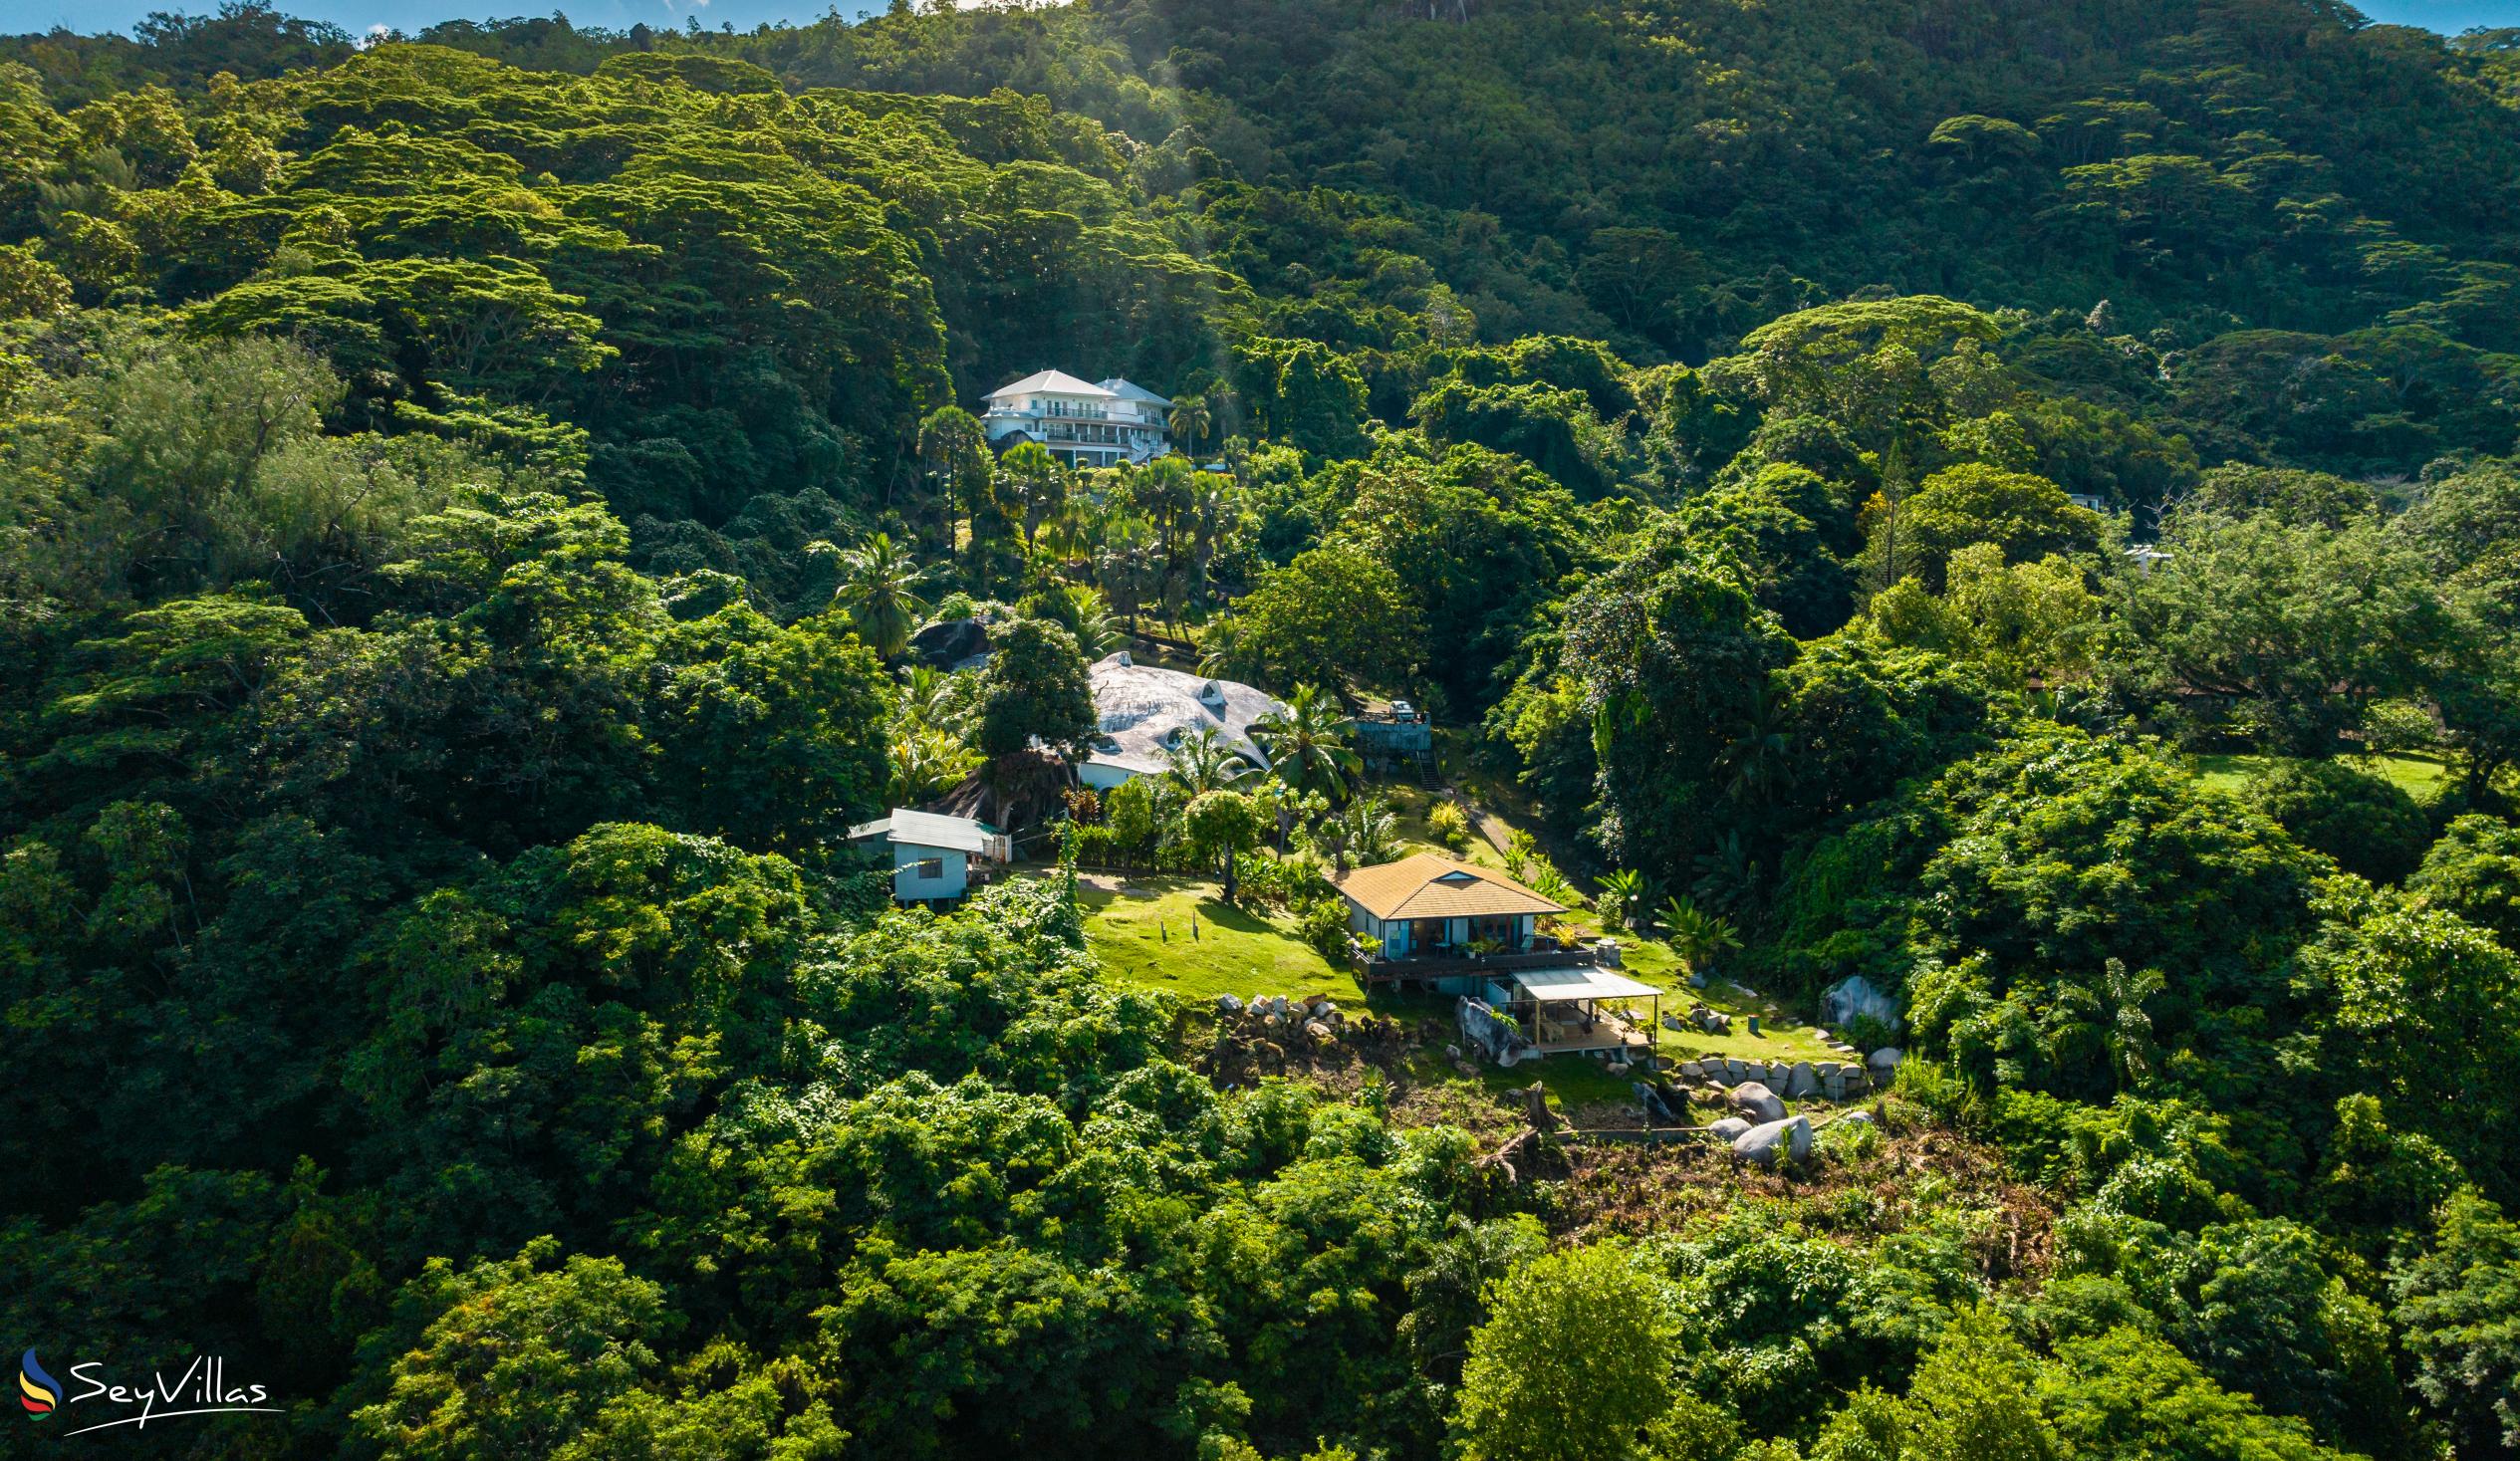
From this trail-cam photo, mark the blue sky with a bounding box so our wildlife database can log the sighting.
[0,0,2513,44]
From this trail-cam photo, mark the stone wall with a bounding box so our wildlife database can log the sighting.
[1670,1047,1901,1103]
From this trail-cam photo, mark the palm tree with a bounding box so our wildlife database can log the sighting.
[1058,584,1129,659]
[1187,478,1239,610]
[888,726,980,806]
[1656,894,1741,981]
[2053,956,2164,1091]
[1595,868,1648,932]
[1042,491,1099,568]
[1713,677,1795,808]
[819,533,930,658]
[1690,831,1762,912]
[1197,614,1250,679]
[1320,796,1401,871]
[1168,395,1212,458]
[1164,725,1255,796]
[1251,683,1361,801]
[898,663,951,722]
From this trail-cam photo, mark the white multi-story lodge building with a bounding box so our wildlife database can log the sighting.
[981,369,1173,469]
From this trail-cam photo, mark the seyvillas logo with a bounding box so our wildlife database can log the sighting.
[13,1351,279,1437]
[18,1351,60,1418]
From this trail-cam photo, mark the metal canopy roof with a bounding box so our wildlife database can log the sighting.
[1510,966,1664,1002]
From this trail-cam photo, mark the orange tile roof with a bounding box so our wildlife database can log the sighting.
[1334,852,1566,921]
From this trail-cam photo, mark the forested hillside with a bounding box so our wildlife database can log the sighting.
[5,0,2520,1456]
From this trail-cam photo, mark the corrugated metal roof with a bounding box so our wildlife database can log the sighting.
[1512,966,1662,1002]
[1334,853,1565,920]
[847,808,1001,854]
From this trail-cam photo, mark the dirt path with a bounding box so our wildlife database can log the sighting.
[1450,789,1516,856]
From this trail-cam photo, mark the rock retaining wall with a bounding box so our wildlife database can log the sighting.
[1670,1048,1901,1103]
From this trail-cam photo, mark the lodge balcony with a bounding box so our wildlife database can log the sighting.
[1351,939,1606,985]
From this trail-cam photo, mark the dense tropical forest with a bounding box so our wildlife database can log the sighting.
[5,0,2520,1454]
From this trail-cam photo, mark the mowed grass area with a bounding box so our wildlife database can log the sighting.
[1074,874,1364,1006]
[2190,750,2454,801]
[1386,777,1845,1066]
[1571,936,1841,1066]
[1067,780,1848,1114]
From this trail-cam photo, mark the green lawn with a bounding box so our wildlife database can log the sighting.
[2190,750,2454,801]
[1381,779,1844,1065]
[1074,874,1364,1005]
[1068,791,1844,1114]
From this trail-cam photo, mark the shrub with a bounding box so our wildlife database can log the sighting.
[1529,865,1583,909]
[2243,758,2431,883]
[1841,1012,1899,1052]
[2360,697,2440,754]
[1427,799,1474,853]
[1504,829,1537,881]
[1298,894,1351,961]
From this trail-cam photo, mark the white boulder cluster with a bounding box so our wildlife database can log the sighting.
[1643,1046,1903,1169]
[1217,993,1345,1043]
[1673,1047,1899,1105]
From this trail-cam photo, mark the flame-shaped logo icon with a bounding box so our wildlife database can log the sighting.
[19,1350,60,1418]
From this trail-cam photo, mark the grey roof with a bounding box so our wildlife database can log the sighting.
[1513,966,1663,1003]
[847,808,1002,854]
[1086,652,1284,778]
[1097,377,1172,407]
[988,369,1114,399]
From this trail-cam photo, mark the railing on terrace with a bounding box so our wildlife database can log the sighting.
[1353,943,1604,982]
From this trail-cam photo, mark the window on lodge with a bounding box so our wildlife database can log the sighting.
[911,857,943,879]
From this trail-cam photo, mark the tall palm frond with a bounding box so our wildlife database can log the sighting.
[1656,894,1741,978]
[1167,396,1212,457]
[1059,584,1125,657]
[1596,868,1648,932]
[1321,796,1402,870]
[1713,677,1796,807]
[1164,724,1255,796]
[1251,683,1361,801]
[817,532,930,658]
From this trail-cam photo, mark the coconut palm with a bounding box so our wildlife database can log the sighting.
[1197,614,1251,679]
[1656,894,1741,979]
[888,726,981,806]
[1164,724,1255,796]
[2049,957,2165,1092]
[1319,795,1402,870]
[1251,683,1361,801]
[819,532,930,658]
[1041,491,1099,568]
[897,663,952,722]
[1713,677,1795,807]
[1045,584,1124,657]
[1167,395,1212,458]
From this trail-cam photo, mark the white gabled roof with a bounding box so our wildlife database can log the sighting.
[1098,377,1172,406]
[990,369,1115,399]
[847,808,1002,854]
